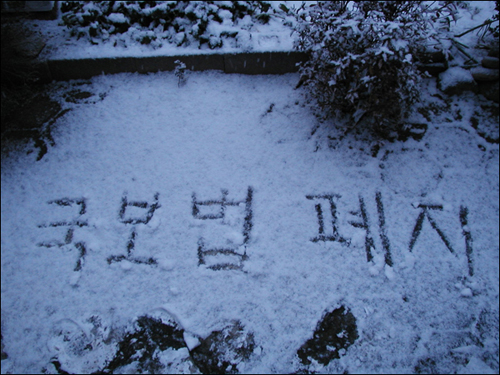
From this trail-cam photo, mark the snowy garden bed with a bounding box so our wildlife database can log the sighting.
[1,1,499,374]
[1,66,499,375]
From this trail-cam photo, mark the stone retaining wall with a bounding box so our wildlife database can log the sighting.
[41,48,498,103]
[6,23,498,104]
[435,47,499,103]
[41,51,309,81]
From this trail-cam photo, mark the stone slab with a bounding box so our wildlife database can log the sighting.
[438,66,478,95]
[471,66,500,81]
[482,56,500,69]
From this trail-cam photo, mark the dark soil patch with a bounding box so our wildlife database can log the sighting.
[1,332,7,360]
[3,93,61,134]
[1,91,70,161]
[1,15,66,160]
[470,104,499,144]
[297,306,358,367]
[100,315,186,374]
[414,357,438,374]
[190,321,256,374]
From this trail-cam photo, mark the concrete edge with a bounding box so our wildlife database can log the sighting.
[224,52,309,75]
[44,51,309,81]
[38,48,453,82]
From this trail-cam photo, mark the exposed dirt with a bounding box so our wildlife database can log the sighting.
[297,306,358,368]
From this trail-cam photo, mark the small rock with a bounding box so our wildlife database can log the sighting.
[471,66,499,82]
[119,260,133,271]
[438,67,478,95]
[482,56,499,69]
[460,288,473,297]
[183,332,200,351]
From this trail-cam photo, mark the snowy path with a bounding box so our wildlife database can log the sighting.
[1,71,498,374]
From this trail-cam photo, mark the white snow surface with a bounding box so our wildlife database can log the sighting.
[1,1,499,374]
[1,70,498,374]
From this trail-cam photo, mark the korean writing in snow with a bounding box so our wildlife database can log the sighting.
[37,188,474,277]
[192,187,253,270]
[37,198,89,272]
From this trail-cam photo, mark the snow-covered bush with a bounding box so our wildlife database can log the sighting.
[293,1,456,140]
[60,1,276,49]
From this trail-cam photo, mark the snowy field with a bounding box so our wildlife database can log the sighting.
[1,70,498,374]
[1,1,499,374]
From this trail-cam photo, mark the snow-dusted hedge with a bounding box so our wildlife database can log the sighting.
[60,1,276,49]
[293,1,459,140]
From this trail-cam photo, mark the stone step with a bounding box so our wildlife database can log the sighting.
[471,66,500,81]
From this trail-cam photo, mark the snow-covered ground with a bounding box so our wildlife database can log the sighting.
[2,69,498,374]
[1,1,499,374]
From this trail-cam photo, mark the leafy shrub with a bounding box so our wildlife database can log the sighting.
[60,1,277,49]
[293,1,457,140]
[491,1,500,38]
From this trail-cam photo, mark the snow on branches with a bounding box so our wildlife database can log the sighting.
[293,1,456,140]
